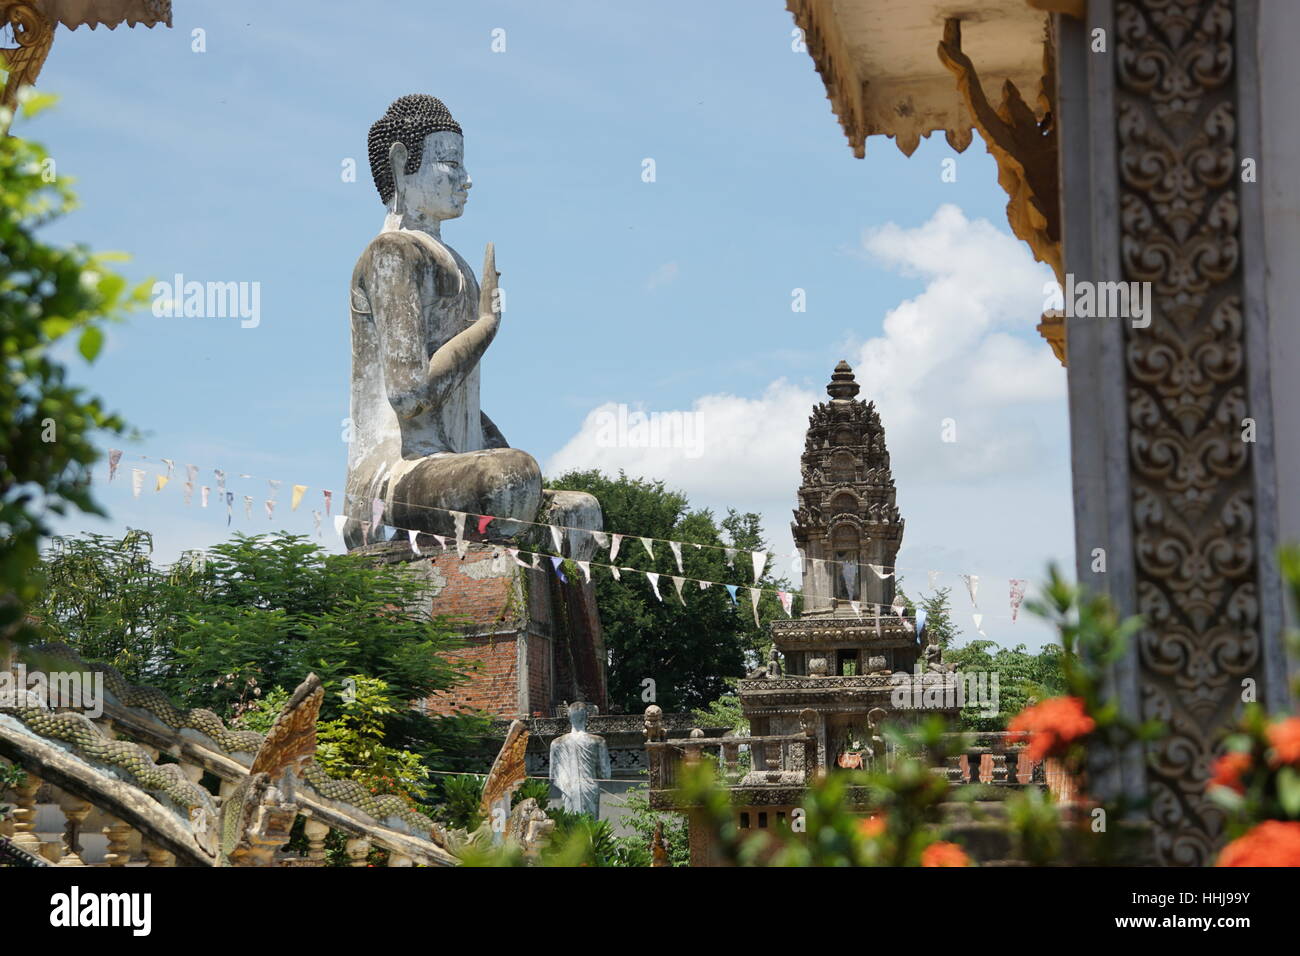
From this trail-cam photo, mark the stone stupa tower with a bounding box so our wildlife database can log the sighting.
[792,360,904,617]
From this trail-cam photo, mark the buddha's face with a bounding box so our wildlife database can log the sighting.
[394,130,471,221]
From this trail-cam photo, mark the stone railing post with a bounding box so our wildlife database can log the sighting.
[142,840,175,867]
[57,795,92,859]
[303,818,330,864]
[344,836,371,867]
[10,772,42,853]
[103,819,134,866]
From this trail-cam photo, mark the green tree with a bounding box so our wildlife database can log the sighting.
[545,469,792,713]
[31,531,488,769]
[0,85,147,649]
[896,583,1064,731]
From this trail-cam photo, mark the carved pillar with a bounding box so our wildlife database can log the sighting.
[1058,0,1291,865]
[303,818,330,864]
[57,794,92,860]
[9,772,41,852]
[103,819,134,866]
[142,841,175,867]
[344,836,371,867]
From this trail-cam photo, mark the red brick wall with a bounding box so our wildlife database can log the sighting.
[413,544,605,718]
[423,634,521,717]
[426,549,523,631]
[527,632,551,716]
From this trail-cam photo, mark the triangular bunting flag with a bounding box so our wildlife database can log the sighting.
[850,599,862,619]
[577,560,591,583]
[671,575,686,605]
[610,534,623,561]
[410,532,422,556]
[609,565,621,581]
[312,510,322,537]
[724,584,738,606]
[108,448,123,481]
[333,515,347,537]
[749,587,762,627]
[225,492,234,526]
[200,486,210,508]
[478,514,493,536]
[751,551,767,584]
[724,548,736,568]
[322,489,332,516]
[640,537,655,561]
[550,556,567,583]
[550,524,564,554]
[1009,579,1028,622]
[592,530,609,551]
[291,484,307,511]
[645,571,662,602]
[131,469,144,497]
[778,590,793,617]
[155,474,169,492]
[669,540,683,573]
[962,574,980,607]
[243,495,253,520]
[183,481,194,506]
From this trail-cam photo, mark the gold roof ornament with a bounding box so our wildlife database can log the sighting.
[2,0,172,133]
[787,0,1072,365]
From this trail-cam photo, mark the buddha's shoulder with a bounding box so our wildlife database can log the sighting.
[352,230,464,294]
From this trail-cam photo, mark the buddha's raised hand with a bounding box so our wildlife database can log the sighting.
[479,242,500,322]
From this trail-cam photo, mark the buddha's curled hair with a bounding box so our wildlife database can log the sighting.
[367,94,463,206]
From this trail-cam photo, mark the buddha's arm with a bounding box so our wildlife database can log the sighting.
[369,234,436,420]
[425,243,500,402]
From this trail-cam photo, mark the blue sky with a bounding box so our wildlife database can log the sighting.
[33,0,1073,648]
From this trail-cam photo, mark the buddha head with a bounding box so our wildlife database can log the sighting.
[567,700,590,733]
[367,94,471,222]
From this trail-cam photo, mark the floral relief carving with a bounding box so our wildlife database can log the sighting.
[1117,0,1257,866]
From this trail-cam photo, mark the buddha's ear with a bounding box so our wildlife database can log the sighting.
[388,140,410,191]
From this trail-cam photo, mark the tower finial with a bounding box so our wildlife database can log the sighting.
[827,360,860,400]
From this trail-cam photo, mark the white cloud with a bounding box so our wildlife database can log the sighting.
[546,205,1074,648]
[645,261,680,291]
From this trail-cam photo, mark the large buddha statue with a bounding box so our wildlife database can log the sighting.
[344,95,598,551]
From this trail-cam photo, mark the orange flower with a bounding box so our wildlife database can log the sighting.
[921,842,970,867]
[1208,752,1252,794]
[1217,821,1300,867]
[1007,697,1095,762]
[1267,717,1300,767]
[858,815,886,839]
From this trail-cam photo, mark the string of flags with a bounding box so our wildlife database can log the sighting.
[100,448,1036,627]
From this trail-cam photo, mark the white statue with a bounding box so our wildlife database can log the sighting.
[344,94,601,551]
[549,701,611,819]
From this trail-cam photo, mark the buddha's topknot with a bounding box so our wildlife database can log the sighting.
[367,94,463,206]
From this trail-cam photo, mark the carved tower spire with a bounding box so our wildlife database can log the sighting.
[791,361,903,616]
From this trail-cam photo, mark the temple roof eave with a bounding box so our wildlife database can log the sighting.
[786,0,1048,158]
